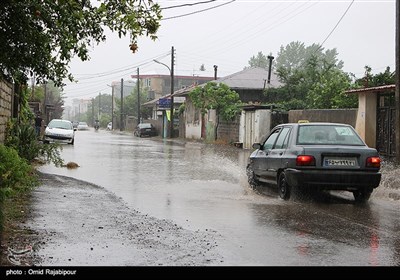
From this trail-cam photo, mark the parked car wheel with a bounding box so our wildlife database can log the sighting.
[353,188,372,203]
[246,164,260,189]
[278,172,291,200]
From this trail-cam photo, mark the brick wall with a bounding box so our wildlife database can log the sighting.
[216,114,240,144]
[0,79,12,144]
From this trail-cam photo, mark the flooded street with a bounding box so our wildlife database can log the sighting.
[38,129,400,266]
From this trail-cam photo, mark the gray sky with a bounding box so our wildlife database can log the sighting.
[63,0,396,106]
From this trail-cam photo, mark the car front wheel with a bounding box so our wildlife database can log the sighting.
[246,164,259,189]
[278,171,291,200]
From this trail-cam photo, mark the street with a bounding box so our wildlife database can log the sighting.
[37,129,400,266]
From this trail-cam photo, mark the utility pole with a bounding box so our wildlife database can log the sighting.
[213,65,218,80]
[267,55,274,84]
[137,68,140,124]
[92,98,94,124]
[43,83,47,123]
[170,46,175,138]
[120,78,124,131]
[111,84,114,130]
[395,0,400,163]
[98,92,101,121]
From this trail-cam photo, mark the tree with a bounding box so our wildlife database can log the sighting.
[86,94,113,127]
[43,82,65,119]
[123,82,152,121]
[0,0,162,86]
[266,41,353,110]
[247,51,270,69]
[189,82,241,140]
[354,66,395,88]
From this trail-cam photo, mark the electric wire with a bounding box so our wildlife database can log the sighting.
[161,0,236,20]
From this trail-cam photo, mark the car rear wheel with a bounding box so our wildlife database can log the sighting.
[353,188,372,203]
[246,164,259,189]
[278,171,291,200]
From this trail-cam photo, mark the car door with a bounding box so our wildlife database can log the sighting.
[265,126,292,182]
[252,127,282,183]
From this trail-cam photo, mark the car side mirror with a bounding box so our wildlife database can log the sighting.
[252,143,261,149]
[74,128,77,131]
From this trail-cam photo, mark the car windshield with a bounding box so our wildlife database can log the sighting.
[48,120,72,130]
[297,125,365,145]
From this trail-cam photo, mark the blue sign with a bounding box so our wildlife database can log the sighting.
[159,98,171,109]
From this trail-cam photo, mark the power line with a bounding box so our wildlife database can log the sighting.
[161,0,217,10]
[161,0,236,20]
[319,0,355,48]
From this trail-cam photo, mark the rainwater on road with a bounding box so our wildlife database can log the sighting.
[39,129,400,266]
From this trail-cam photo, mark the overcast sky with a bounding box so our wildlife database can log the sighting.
[62,0,396,106]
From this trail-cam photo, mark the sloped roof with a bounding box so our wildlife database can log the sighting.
[345,84,395,94]
[172,67,281,97]
[215,67,281,89]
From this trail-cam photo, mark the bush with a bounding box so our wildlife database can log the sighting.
[0,145,38,199]
[5,119,64,167]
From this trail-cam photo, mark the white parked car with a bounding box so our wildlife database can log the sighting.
[43,119,75,145]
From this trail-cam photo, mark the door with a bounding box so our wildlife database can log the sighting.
[376,93,395,157]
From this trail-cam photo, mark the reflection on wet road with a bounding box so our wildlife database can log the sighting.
[39,130,400,266]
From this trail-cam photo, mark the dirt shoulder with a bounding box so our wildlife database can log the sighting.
[1,172,222,266]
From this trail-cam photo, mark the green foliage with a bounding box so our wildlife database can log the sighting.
[0,145,38,198]
[5,119,64,167]
[267,41,354,109]
[354,66,395,88]
[123,85,152,120]
[5,119,40,162]
[178,103,186,115]
[189,82,242,121]
[86,94,113,126]
[0,0,162,87]
[247,51,271,69]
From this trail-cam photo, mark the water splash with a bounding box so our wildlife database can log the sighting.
[373,159,400,201]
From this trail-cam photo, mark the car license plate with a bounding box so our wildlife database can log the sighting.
[324,157,357,167]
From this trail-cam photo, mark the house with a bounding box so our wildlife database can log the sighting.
[346,84,396,157]
[140,73,214,138]
[137,73,214,101]
[174,67,283,144]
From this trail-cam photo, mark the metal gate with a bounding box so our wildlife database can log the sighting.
[376,93,396,157]
[243,111,255,149]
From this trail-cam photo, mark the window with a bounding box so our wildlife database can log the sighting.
[273,127,291,149]
[297,125,364,145]
[263,128,281,150]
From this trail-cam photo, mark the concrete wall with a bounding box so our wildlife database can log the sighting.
[184,97,202,139]
[355,93,377,148]
[0,79,12,144]
[289,109,357,127]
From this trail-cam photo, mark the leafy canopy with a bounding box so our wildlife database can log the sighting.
[0,0,162,86]
[189,82,242,121]
[265,41,355,110]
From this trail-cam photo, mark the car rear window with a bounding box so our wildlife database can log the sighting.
[139,123,152,128]
[297,125,364,145]
[49,120,72,130]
